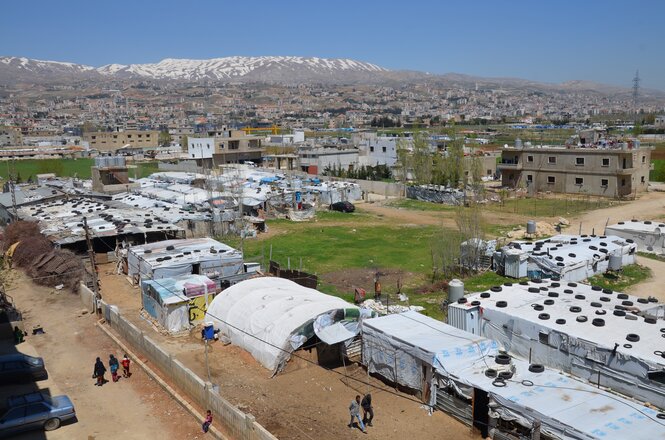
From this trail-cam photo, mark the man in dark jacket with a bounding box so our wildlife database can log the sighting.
[361,394,373,426]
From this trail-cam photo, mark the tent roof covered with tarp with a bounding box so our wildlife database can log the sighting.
[205,277,358,373]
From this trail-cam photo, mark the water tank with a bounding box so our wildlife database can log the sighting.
[526,220,537,235]
[448,279,465,303]
[608,254,623,271]
[514,138,523,149]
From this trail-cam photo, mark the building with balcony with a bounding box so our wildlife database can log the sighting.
[498,140,652,197]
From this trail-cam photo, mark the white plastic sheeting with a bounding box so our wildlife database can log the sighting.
[497,234,636,281]
[361,311,495,391]
[205,277,358,373]
[606,220,665,255]
[448,280,665,410]
[364,312,665,440]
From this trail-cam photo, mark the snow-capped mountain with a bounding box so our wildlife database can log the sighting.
[97,56,388,81]
[0,55,391,84]
[0,56,99,83]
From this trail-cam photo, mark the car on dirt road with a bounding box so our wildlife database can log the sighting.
[330,201,355,213]
[0,392,75,437]
[0,354,47,384]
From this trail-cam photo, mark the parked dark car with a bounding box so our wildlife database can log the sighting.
[330,201,355,213]
[0,392,75,436]
[0,354,47,384]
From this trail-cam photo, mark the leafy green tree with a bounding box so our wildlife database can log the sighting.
[159,131,172,147]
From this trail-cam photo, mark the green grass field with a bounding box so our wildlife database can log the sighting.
[586,264,652,291]
[0,159,160,181]
[650,159,665,182]
[387,198,456,212]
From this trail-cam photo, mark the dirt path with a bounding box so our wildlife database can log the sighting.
[626,255,665,302]
[7,272,205,440]
[358,202,456,227]
[571,191,665,235]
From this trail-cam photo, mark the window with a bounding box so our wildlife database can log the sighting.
[526,174,533,182]
[2,407,25,421]
[369,146,374,152]
[527,155,534,163]
[641,176,646,183]
[539,331,549,345]
[601,179,609,187]
[25,403,48,417]
[642,156,646,163]
[602,158,610,167]
[547,176,555,184]
[621,178,626,186]
[382,147,386,153]
[548,156,556,164]
[575,157,585,166]
[575,177,583,185]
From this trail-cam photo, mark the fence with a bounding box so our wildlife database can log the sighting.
[81,284,277,440]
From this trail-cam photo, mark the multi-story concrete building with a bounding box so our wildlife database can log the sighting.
[0,126,23,147]
[498,140,652,197]
[83,130,160,152]
[207,129,264,165]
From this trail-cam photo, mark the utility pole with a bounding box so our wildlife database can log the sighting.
[83,217,101,313]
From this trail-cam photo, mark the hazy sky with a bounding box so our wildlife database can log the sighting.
[2,0,663,89]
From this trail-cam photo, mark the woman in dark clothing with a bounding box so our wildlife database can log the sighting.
[93,357,107,386]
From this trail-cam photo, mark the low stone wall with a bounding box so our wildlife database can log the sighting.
[85,284,277,440]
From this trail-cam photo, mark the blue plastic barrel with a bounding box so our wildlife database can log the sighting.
[203,322,214,340]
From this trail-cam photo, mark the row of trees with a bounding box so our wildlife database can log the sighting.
[322,163,392,181]
[394,132,485,189]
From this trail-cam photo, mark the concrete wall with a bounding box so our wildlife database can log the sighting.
[85,284,276,440]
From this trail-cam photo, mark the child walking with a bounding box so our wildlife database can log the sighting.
[121,354,131,378]
[109,354,120,382]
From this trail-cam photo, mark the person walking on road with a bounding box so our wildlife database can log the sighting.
[202,410,213,433]
[121,354,131,378]
[109,354,120,382]
[361,393,374,427]
[93,357,107,386]
[348,395,367,433]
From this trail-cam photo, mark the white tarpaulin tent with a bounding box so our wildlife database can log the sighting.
[361,311,495,391]
[205,277,359,373]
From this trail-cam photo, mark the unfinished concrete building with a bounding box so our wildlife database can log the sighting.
[498,139,652,197]
[91,156,139,194]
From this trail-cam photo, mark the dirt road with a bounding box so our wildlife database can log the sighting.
[627,255,665,302]
[571,191,665,235]
[7,272,205,440]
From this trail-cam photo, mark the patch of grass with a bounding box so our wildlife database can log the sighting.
[240,223,439,276]
[486,197,614,218]
[650,159,665,182]
[386,198,456,212]
[0,159,160,181]
[586,264,652,291]
[637,251,665,262]
[462,271,520,293]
